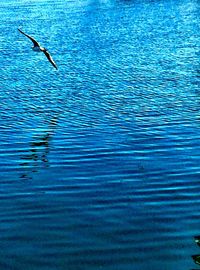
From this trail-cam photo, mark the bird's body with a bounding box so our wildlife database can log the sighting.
[18,28,58,69]
[32,46,42,52]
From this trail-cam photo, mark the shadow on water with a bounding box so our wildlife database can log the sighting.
[19,115,58,180]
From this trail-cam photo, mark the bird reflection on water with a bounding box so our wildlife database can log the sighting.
[19,116,58,180]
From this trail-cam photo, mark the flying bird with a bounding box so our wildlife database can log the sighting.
[18,28,58,70]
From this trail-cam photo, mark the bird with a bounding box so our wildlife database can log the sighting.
[18,28,58,70]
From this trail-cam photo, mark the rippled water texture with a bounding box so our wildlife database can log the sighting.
[0,0,200,269]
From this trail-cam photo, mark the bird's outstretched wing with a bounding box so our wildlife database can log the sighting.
[42,48,58,69]
[18,28,40,47]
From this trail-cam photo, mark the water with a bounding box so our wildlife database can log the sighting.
[0,0,200,269]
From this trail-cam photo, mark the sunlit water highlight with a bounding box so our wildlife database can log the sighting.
[0,0,200,269]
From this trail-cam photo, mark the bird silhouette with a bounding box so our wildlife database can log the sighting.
[18,28,58,69]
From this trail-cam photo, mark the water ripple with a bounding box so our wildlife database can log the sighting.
[0,0,200,269]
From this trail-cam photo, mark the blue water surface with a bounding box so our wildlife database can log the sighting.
[0,0,200,269]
